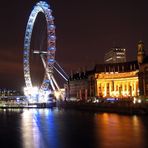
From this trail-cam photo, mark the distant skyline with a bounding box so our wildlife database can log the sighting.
[0,0,148,90]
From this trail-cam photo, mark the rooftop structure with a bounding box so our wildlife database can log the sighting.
[104,47,126,63]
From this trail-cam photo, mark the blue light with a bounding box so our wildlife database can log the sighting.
[24,59,28,63]
[106,98,118,101]
[44,79,50,83]
[49,35,56,41]
[24,50,28,54]
[48,15,54,21]
[37,1,49,8]
[47,9,52,14]
[48,24,55,31]
[48,46,56,51]
[48,59,55,63]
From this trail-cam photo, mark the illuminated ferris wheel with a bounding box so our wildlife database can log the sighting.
[23,1,67,102]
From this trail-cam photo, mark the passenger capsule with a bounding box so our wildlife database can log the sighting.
[24,50,28,54]
[48,46,56,51]
[49,35,56,41]
[48,25,55,31]
[48,59,55,63]
[24,59,28,63]
[44,79,50,83]
[48,15,54,21]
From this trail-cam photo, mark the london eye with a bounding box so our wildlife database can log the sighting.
[23,1,67,103]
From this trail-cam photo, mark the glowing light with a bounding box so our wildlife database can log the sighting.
[16,97,20,100]
[137,99,141,103]
[93,99,99,103]
[38,90,51,103]
[24,87,39,96]
[54,91,60,99]
[24,86,39,103]
[106,98,117,101]
[133,97,137,104]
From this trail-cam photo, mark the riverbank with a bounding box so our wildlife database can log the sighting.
[0,102,56,109]
[1,101,148,115]
[58,101,148,115]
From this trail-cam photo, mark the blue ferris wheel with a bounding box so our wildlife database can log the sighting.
[23,1,68,102]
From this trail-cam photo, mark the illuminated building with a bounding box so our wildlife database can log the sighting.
[0,89,21,97]
[94,61,139,98]
[68,41,148,100]
[104,47,126,63]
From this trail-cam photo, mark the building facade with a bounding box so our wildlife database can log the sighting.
[104,47,126,63]
[94,61,139,98]
[68,71,91,100]
[68,41,148,100]
[137,41,148,97]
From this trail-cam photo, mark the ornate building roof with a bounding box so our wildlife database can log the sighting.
[94,60,139,73]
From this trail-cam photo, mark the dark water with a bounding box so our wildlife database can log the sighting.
[0,108,148,148]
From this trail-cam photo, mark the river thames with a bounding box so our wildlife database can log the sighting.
[0,108,148,148]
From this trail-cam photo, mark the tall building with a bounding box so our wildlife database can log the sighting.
[104,47,126,63]
[137,40,145,64]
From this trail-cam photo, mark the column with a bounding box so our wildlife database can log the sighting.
[96,81,99,97]
[109,81,112,97]
[114,81,116,97]
[134,81,137,96]
[136,81,138,96]
[127,82,129,96]
[122,82,125,96]
[79,89,82,100]
[85,89,88,100]
[104,82,107,97]
[100,82,103,97]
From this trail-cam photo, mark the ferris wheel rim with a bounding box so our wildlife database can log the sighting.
[23,1,56,90]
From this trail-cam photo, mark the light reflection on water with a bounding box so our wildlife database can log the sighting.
[21,109,41,148]
[0,109,148,148]
[94,113,147,148]
[21,109,60,148]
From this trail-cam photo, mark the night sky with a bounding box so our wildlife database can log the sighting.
[0,0,148,90]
